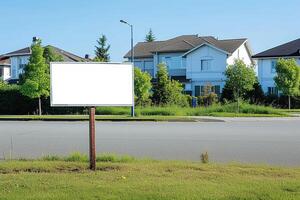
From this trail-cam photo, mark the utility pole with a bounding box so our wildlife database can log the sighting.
[120,19,135,117]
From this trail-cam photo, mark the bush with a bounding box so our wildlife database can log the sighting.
[96,107,130,115]
[201,152,209,164]
[64,152,88,162]
[0,83,85,115]
[96,153,135,163]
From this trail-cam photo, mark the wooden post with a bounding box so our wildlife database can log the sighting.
[89,107,96,170]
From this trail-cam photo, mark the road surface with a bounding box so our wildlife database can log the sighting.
[0,119,299,166]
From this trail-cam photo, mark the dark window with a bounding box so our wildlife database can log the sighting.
[213,85,221,95]
[268,87,278,95]
[195,86,200,96]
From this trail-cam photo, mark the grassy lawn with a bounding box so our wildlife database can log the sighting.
[0,159,300,200]
[0,103,293,121]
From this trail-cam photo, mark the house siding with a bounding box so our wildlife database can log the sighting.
[227,43,252,66]
[186,45,227,95]
[134,58,154,77]
[10,55,30,79]
[257,57,300,94]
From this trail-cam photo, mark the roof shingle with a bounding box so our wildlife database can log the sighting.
[252,38,300,58]
[124,35,247,58]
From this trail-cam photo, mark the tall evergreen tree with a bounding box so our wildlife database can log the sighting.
[94,35,110,62]
[20,39,49,115]
[152,63,188,106]
[145,29,156,42]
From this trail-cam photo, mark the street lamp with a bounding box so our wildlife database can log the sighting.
[120,19,135,117]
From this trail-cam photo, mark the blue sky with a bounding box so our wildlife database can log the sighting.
[1,0,299,61]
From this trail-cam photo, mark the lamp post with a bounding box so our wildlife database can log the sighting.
[120,19,135,117]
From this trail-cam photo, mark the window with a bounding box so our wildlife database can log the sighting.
[195,85,221,96]
[165,57,172,68]
[268,87,278,96]
[271,60,277,73]
[201,60,212,71]
[18,64,26,75]
[0,68,3,77]
[212,85,221,95]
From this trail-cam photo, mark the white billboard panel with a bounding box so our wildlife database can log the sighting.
[50,63,133,107]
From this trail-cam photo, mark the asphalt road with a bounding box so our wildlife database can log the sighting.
[0,119,300,166]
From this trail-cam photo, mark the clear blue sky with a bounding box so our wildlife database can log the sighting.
[1,0,299,61]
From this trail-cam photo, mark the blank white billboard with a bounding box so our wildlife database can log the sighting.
[50,62,133,107]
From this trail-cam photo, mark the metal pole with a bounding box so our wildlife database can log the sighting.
[130,25,135,117]
[89,107,96,170]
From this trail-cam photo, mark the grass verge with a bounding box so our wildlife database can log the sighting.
[0,159,299,200]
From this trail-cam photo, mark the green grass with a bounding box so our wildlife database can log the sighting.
[96,103,288,117]
[0,103,290,121]
[41,152,136,163]
[0,159,300,200]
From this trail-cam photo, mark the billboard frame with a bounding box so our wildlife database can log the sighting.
[50,62,134,107]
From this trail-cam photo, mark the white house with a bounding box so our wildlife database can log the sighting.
[0,57,11,81]
[0,42,86,83]
[252,38,300,95]
[124,35,253,96]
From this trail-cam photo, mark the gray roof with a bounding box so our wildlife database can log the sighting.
[253,38,300,58]
[0,58,10,66]
[0,45,85,62]
[46,45,85,62]
[1,47,31,57]
[124,35,247,58]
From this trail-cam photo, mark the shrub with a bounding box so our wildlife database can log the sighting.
[64,152,88,162]
[152,63,189,107]
[201,152,209,164]
[96,153,135,163]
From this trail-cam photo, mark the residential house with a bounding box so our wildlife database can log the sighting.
[252,38,300,95]
[0,43,86,83]
[0,57,10,81]
[124,35,253,96]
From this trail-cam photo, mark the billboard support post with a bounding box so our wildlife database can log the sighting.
[89,107,96,170]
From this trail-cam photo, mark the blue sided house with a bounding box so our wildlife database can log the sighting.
[124,35,253,96]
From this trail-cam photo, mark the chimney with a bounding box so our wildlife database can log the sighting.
[32,36,39,42]
[85,54,90,59]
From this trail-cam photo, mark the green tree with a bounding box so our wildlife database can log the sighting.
[225,59,256,112]
[94,35,110,62]
[152,63,188,106]
[20,39,49,115]
[274,58,300,109]
[43,46,64,65]
[134,68,152,106]
[145,28,156,42]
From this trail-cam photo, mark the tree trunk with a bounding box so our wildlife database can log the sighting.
[236,89,240,113]
[38,97,42,116]
[288,95,291,110]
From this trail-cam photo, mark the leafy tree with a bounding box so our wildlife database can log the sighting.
[225,59,256,112]
[222,78,265,105]
[152,63,188,106]
[244,79,265,104]
[94,35,110,62]
[274,58,300,109]
[134,67,152,106]
[43,46,64,65]
[145,28,156,42]
[20,39,49,115]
